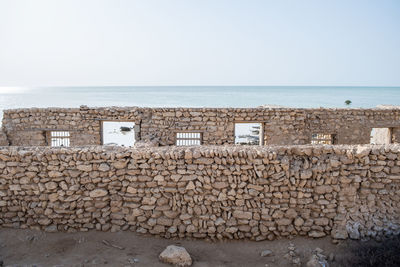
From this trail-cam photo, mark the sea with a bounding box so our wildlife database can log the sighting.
[0,86,399,123]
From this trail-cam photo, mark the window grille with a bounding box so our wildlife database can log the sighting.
[311,133,334,144]
[176,132,201,146]
[50,131,70,147]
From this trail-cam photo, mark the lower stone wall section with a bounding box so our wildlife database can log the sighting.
[0,145,399,241]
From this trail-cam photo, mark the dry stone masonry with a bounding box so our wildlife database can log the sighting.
[0,131,8,146]
[0,144,399,241]
[1,106,400,146]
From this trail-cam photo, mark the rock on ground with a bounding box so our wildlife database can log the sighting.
[260,249,273,257]
[346,222,361,240]
[306,247,329,267]
[284,243,301,266]
[159,245,192,266]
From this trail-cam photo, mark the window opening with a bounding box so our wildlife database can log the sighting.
[370,128,391,144]
[311,133,334,144]
[50,131,70,147]
[234,123,262,145]
[102,121,135,146]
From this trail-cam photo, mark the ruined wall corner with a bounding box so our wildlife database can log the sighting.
[0,129,10,146]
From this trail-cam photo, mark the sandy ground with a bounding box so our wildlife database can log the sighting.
[0,228,356,267]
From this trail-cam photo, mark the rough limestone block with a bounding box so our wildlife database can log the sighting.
[159,245,192,266]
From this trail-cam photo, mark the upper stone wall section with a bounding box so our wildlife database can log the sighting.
[2,106,400,146]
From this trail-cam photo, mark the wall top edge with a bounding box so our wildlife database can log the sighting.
[3,106,400,113]
[0,144,399,154]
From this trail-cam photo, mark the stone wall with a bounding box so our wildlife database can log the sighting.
[392,127,400,143]
[0,131,9,146]
[2,107,400,146]
[0,144,399,241]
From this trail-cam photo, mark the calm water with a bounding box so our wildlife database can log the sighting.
[0,86,399,122]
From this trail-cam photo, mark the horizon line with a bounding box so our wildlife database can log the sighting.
[1,85,400,89]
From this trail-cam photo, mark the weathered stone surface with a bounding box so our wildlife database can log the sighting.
[159,245,192,266]
[185,181,195,190]
[48,171,63,178]
[0,144,398,241]
[294,217,304,227]
[126,186,137,194]
[232,210,252,220]
[370,166,384,172]
[170,174,182,182]
[355,146,371,158]
[346,222,360,240]
[277,218,292,226]
[89,189,108,198]
[315,218,329,226]
[314,185,332,194]
[301,170,313,179]
[77,165,92,172]
[98,163,110,172]
[331,226,348,240]
[38,218,51,226]
[9,185,21,191]
[154,175,164,182]
[285,209,298,219]
[113,161,127,169]
[48,193,59,202]
[308,231,326,238]
[45,182,58,190]
[213,182,229,189]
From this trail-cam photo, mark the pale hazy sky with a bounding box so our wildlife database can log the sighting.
[0,0,399,86]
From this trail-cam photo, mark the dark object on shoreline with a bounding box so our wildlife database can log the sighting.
[120,126,132,132]
[345,100,352,106]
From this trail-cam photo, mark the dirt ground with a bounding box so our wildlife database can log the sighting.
[0,228,358,267]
